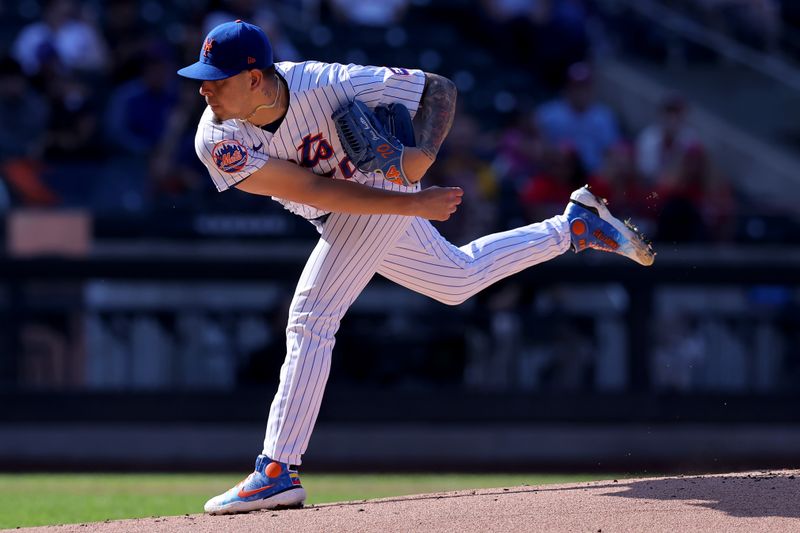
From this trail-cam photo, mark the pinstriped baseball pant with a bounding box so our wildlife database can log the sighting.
[263,204,571,465]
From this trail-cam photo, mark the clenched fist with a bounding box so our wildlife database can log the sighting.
[413,186,463,221]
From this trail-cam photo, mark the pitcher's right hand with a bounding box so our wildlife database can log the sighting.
[414,186,463,221]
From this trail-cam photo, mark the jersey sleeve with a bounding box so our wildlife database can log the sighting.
[343,64,427,118]
[194,111,270,192]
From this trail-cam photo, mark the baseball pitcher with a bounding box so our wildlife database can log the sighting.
[178,20,654,515]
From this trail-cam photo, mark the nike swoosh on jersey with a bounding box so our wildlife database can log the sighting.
[237,484,275,498]
[252,142,264,151]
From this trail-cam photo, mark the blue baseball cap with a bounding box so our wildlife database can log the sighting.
[177,20,273,81]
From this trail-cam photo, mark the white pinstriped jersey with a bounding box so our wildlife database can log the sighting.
[186,57,577,473]
[194,61,426,220]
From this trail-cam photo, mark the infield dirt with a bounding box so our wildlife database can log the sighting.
[8,470,800,533]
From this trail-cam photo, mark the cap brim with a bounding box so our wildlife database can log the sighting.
[177,61,240,80]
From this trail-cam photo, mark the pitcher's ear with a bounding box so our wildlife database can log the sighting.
[249,69,261,88]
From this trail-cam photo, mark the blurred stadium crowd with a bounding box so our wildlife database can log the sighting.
[4,0,800,397]
[0,0,794,244]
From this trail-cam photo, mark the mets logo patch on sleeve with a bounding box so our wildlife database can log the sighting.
[212,139,248,173]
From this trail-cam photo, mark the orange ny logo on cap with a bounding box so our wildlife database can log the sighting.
[247,56,256,64]
[203,38,215,58]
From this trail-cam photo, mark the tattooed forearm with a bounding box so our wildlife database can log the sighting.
[414,72,457,161]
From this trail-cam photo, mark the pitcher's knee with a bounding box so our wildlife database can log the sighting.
[286,316,339,342]
[436,293,470,306]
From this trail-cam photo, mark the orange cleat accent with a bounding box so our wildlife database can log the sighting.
[237,484,275,498]
[265,461,283,478]
[570,219,587,236]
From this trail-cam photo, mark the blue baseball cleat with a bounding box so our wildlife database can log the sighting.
[564,186,655,266]
[204,455,306,515]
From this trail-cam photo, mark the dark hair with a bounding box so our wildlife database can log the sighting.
[260,66,276,78]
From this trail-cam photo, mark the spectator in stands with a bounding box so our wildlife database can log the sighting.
[102,0,156,84]
[428,111,498,241]
[204,0,301,61]
[535,62,621,174]
[477,0,547,68]
[327,0,410,27]
[177,19,207,75]
[102,45,181,212]
[533,0,591,87]
[519,143,586,222]
[590,142,655,228]
[203,0,270,32]
[0,57,57,207]
[471,1,588,85]
[42,71,98,162]
[491,114,545,229]
[520,140,655,231]
[105,45,179,156]
[636,94,697,185]
[655,142,737,242]
[12,0,109,76]
[494,113,545,184]
[37,58,102,208]
[149,82,211,210]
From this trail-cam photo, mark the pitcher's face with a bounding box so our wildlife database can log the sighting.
[199,71,251,121]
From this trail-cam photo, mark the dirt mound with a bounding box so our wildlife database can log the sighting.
[10,470,800,533]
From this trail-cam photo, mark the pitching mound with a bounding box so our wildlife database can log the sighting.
[11,470,800,533]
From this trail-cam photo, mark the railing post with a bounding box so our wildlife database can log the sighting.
[626,278,653,393]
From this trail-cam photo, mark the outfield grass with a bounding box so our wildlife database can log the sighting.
[0,472,626,528]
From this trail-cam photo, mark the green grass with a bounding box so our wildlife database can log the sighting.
[0,472,625,528]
